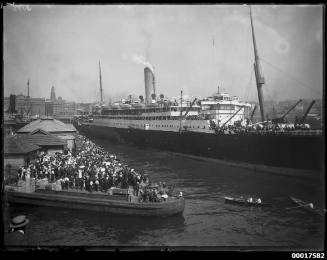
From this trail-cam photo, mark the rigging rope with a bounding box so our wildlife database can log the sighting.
[243,68,254,102]
[260,57,321,97]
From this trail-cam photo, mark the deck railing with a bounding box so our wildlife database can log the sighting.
[218,129,323,136]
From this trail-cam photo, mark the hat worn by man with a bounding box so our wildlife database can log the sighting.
[10,215,30,229]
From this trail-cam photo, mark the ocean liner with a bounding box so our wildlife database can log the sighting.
[74,8,323,171]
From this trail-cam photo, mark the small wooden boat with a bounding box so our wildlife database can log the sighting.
[289,196,324,216]
[5,188,185,217]
[224,196,271,207]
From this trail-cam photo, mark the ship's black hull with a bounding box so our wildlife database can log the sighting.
[75,123,324,171]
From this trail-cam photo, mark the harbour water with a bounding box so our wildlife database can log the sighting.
[6,137,325,249]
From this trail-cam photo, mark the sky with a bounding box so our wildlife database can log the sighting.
[3,4,323,103]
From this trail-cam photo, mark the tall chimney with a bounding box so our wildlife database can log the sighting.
[144,67,154,104]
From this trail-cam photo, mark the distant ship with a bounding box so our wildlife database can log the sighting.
[75,7,323,171]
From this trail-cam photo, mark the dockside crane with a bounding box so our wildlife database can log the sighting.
[179,98,198,132]
[220,105,245,129]
[271,99,302,124]
[247,105,257,125]
[296,100,315,125]
[183,98,197,119]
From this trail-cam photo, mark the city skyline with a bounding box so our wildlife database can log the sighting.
[4,4,323,103]
[4,85,323,105]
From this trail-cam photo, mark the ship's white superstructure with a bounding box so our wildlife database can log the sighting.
[201,92,252,127]
[87,89,250,134]
[95,98,211,133]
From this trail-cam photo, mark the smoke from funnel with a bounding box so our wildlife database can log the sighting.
[132,55,154,73]
[132,54,156,103]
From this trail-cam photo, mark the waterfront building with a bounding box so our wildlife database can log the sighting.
[4,93,105,120]
[4,135,40,171]
[3,88,80,118]
[21,129,66,155]
[16,117,77,151]
[15,94,31,116]
[3,96,9,112]
[29,98,47,116]
[52,97,78,117]
[76,103,94,114]
[4,95,48,116]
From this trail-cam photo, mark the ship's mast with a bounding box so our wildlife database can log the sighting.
[250,6,265,122]
[217,85,220,126]
[99,60,103,104]
[25,79,32,116]
[27,79,30,98]
[179,90,183,132]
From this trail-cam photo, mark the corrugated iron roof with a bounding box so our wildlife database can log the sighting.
[4,135,40,155]
[17,118,76,133]
[21,129,66,147]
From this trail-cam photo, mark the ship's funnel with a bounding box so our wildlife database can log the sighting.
[144,67,156,104]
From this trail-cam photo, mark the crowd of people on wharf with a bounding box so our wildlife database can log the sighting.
[11,135,175,203]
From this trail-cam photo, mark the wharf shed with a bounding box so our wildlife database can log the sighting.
[4,135,40,171]
[20,129,66,155]
[16,117,77,151]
